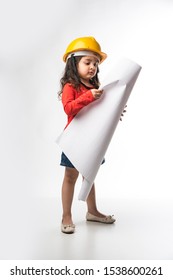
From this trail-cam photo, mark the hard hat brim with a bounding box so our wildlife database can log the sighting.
[63,48,107,64]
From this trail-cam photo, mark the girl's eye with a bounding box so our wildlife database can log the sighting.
[84,61,98,67]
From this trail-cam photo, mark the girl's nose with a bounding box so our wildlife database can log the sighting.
[90,63,96,69]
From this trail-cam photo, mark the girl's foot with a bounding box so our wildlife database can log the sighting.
[87,210,110,218]
[86,212,115,224]
[61,215,75,234]
[61,223,75,234]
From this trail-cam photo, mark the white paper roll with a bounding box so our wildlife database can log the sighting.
[57,59,142,201]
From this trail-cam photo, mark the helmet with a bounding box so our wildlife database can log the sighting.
[63,36,107,64]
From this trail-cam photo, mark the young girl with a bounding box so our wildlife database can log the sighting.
[59,36,116,234]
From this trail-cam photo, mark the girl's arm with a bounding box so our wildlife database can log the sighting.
[62,84,97,116]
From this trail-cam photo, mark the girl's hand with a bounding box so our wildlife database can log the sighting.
[120,105,127,121]
[91,89,104,99]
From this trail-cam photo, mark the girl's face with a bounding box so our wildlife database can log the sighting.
[77,56,99,83]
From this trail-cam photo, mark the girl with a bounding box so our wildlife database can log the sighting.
[59,37,116,234]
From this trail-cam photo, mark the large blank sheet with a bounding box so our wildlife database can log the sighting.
[57,59,142,201]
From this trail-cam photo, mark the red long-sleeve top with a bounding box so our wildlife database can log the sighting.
[62,83,96,128]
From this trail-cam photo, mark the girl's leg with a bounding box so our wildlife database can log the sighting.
[62,167,79,225]
[86,183,107,218]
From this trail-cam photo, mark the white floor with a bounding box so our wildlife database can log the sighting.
[1,197,173,260]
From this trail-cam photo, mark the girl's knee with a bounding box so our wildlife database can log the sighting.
[64,167,79,184]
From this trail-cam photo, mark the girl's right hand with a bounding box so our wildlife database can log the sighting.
[91,89,104,99]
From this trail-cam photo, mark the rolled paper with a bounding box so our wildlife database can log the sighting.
[57,59,142,201]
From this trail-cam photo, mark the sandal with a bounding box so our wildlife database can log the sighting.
[61,223,75,234]
[86,212,115,224]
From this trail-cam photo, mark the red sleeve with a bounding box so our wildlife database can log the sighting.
[62,83,96,116]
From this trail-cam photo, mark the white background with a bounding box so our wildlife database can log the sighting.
[0,0,173,260]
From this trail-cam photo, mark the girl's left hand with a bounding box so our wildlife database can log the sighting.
[120,105,127,121]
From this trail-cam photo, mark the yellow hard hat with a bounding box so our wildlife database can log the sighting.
[63,36,107,64]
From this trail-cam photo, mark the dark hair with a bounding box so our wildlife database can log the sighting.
[58,55,100,98]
